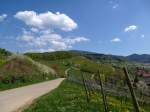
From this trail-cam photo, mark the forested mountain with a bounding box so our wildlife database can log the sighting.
[127,54,150,63]
[71,50,150,64]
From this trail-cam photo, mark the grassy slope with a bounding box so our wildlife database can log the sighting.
[0,77,55,91]
[25,51,77,77]
[0,59,5,65]
[24,80,150,112]
[24,51,150,111]
[36,59,70,77]
[0,55,55,91]
[26,51,117,79]
[0,48,11,65]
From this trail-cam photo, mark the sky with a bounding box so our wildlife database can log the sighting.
[0,0,150,55]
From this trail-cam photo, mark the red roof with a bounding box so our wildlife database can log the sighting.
[137,68,150,77]
[143,73,150,77]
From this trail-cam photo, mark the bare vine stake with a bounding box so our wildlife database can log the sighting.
[123,67,140,112]
[81,73,90,103]
[86,81,92,97]
[88,80,96,96]
[98,71,108,112]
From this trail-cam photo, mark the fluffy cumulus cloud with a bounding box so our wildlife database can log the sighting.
[111,37,121,42]
[0,14,7,22]
[124,25,137,32]
[15,11,89,52]
[14,11,77,31]
[18,29,89,52]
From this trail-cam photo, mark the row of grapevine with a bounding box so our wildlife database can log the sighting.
[67,66,149,111]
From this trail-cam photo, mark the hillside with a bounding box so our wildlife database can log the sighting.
[70,50,127,65]
[26,51,118,78]
[0,55,55,90]
[0,48,11,65]
[71,50,150,65]
[23,80,136,112]
[0,49,149,111]
[25,51,78,61]
[23,50,150,112]
[26,50,150,89]
[25,50,150,66]
[127,54,150,63]
[0,48,11,56]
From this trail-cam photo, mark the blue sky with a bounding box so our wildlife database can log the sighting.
[0,0,150,55]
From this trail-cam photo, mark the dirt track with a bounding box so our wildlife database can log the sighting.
[0,78,65,112]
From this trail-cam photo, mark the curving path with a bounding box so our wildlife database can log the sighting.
[0,78,65,112]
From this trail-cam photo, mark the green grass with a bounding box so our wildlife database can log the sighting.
[24,80,101,112]
[37,59,70,77]
[0,59,6,65]
[0,73,55,91]
[34,55,118,79]
[0,55,56,91]
[23,80,149,112]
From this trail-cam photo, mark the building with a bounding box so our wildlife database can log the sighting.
[137,67,150,86]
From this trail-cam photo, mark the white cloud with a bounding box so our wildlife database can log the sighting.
[111,38,121,42]
[18,29,89,52]
[64,37,89,44]
[124,25,137,32]
[15,11,89,52]
[15,11,77,31]
[30,28,39,33]
[0,14,7,22]
[141,34,145,38]
[112,4,119,9]
[108,0,119,9]
[25,48,55,53]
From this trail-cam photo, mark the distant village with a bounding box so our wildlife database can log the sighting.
[137,67,150,86]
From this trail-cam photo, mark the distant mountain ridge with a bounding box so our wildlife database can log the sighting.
[127,54,150,63]
[1,48,150,64]
[70,50,150,63]
[70,50,126,63]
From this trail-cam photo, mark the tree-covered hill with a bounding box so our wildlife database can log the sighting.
[0,48,11,56]
[71,50,150,64]
[25,51,78,61]
[127,54,150,63]
[0,48,11,65]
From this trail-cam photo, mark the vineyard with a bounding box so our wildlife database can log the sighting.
[0,49,150,111]
[24,51,150,111]
[67,66,150,112]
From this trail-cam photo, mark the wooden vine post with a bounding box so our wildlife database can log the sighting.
[81,73,90,103]
[98,70,108,112]
[123,67,140,112]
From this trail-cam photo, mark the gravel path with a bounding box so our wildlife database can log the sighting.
[0,78,65,112]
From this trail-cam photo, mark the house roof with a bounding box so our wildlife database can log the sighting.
[143,73,150,77]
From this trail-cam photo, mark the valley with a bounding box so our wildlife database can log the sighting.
[0,48,150,111]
